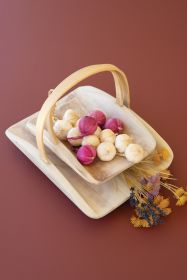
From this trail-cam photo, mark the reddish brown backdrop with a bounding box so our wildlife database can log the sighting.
[0,1,187,279]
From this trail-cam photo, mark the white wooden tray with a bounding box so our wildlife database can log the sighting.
[5,113,131,219]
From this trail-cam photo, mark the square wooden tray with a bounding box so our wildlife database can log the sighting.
[5,113,131,219]
[5,88,173,219]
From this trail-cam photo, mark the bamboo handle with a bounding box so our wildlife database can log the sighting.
[36,64,130,163]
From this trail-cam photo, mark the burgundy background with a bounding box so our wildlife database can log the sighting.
[0,1,187,279]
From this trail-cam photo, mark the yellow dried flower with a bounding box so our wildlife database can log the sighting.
[159,149,170,161]
[159,198,170,209]
[176,195,187,206]
[130,216,150,228]
[153,195,164,205]
[141,219,150,228]
[163,207,172,215]
[130,216,137,224]
[175,187,186,197]
[152,153,161,164]
[130,216,141,227]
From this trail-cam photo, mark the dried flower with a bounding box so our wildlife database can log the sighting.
[163,208,172,215]
[153,195,164,205]
[130,216,150,228]
[160,149,170,160]
[152,149,170,165]
[174,187,186,197]
[176,195,187,206]
[152,153,161,164]
[160,169,171,180]
[148,174,159,184]
[129,189,171,228]
[158,198,170,209]
[146,174,161,197]
[123,148,186,228]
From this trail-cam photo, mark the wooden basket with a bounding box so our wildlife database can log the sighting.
[35,64,157,184]
[5,63,174,218]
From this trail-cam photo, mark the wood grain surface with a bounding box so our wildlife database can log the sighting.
[0,1,187,280]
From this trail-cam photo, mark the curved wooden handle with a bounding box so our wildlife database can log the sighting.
[36,64,130,163]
